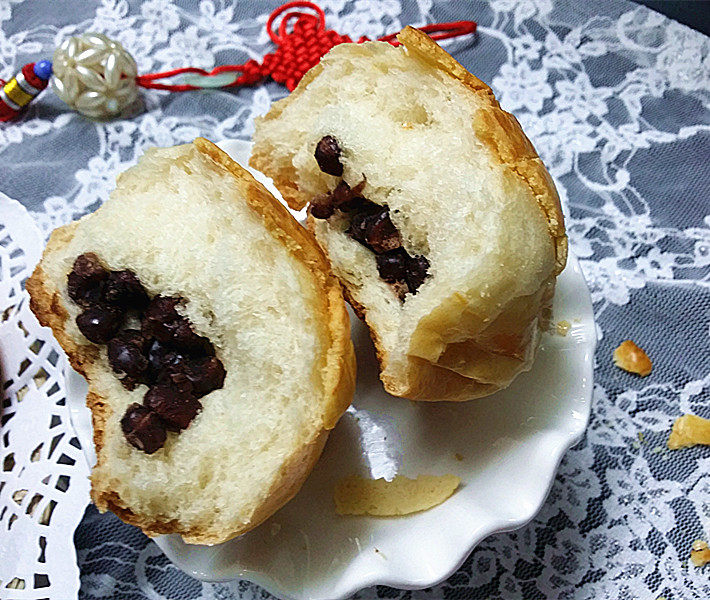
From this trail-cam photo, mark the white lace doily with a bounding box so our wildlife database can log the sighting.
[0,193,90,599]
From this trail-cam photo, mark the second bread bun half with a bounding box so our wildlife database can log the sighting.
[27,138,355,544]
[251,27,567,402]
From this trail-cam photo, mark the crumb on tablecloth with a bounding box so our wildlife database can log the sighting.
[613,340,652,376]
[691,540,710,567]
[667,414,710,450]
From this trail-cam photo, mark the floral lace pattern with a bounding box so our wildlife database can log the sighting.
[1,0,709,598]
[0,194,92,600]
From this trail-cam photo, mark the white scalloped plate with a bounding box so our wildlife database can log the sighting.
[70,139,595,600]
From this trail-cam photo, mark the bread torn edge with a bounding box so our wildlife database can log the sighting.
[26,138,356,545]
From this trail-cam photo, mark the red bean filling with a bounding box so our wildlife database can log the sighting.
[314,135,344,177]
[68,253,226,454]
[312,137,430,300]
[121,404,166,454]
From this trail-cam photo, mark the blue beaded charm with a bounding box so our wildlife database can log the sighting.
[33,60,53,80]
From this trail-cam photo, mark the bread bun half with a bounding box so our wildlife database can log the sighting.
[27,138,355,544]
[250,28,567,402]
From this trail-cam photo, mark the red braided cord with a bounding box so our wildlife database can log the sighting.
[267,0,326,44]
[135,1,475,93]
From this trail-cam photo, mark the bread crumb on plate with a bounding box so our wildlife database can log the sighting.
[691,540,710,567]
[334,474,460,516]
[613,340,652,376]
[555,320,571,336]
[667,414,710,450]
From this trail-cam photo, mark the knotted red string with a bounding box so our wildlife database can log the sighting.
[135,1,476,93]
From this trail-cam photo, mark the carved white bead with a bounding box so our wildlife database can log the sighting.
[51,33,138,118]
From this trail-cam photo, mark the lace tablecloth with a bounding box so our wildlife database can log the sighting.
[1,0,708,598]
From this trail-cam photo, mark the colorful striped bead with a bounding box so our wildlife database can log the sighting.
[0,62,51,122]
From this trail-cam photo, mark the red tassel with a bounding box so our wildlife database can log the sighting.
[136,1,476,93]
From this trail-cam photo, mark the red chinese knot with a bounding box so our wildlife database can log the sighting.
[135,1,476,92]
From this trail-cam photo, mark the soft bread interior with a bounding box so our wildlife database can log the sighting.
[37,142,336,538]
[251,37,559,397]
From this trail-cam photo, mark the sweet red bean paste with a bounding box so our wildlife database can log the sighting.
[68,253,226,454]
[311,136,429,300]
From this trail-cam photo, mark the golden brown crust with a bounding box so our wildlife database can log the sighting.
[26,224,97,378]
[307,228,547,403]
[398,275,554,400]
[334,474,461,516]
[667,414,710,450]
[26,139,355,544]
[691,540,710,567]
